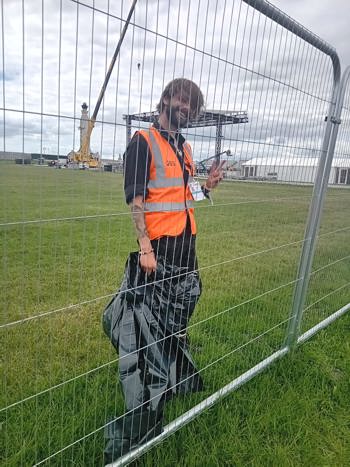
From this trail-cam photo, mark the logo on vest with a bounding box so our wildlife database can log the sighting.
[166,160,176,167]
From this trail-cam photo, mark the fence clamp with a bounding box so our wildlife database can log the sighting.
[325,115,341,124]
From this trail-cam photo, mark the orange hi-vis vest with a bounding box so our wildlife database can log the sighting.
[138,127,197,240]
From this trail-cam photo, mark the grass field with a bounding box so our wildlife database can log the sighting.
[1,163,349,466]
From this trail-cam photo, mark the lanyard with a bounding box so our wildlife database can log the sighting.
[172,141,190,188]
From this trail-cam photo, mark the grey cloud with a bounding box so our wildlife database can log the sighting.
[1,0,349,160]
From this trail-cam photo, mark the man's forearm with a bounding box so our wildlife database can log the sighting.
[131,204,148,239]
[130,196,152,251]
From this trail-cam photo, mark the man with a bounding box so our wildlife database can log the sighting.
[125,78,223,273]
[103,78,224,463]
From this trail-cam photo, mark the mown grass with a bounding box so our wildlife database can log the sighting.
[0,163,349,466]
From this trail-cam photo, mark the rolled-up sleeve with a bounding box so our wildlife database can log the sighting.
[123,132,151,204]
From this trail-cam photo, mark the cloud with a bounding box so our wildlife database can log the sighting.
[271,0,350,67]
[1,0,349,160]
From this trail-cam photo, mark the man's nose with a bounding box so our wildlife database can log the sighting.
[180,104,190,114]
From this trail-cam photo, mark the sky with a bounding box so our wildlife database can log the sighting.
[0,0,349,161]
[271,0,350,68]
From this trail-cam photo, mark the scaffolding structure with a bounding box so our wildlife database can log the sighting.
[123,110,248,154]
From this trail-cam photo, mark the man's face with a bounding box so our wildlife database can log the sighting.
[163,93,195,129]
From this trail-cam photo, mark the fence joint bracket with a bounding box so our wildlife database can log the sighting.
[325,115,342,124]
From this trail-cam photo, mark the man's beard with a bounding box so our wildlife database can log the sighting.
[166,105,190,129]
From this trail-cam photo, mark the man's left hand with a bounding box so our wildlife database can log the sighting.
[206,160,226,189]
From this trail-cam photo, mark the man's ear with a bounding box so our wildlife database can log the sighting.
[163,97,170,107]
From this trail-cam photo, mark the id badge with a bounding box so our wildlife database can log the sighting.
[189,179,205,201]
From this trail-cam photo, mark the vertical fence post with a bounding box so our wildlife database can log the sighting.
[125,115,132,145]
[285,66,348,349]
[215,121,223,155]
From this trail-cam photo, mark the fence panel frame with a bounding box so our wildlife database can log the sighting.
[296,64,350,343]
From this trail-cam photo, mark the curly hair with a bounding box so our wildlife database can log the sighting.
[156,78,204,118]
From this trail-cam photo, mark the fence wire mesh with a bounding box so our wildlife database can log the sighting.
[300,69,350,335]
[0,0,348,466]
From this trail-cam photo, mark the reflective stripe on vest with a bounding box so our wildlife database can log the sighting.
[147,130,184,189]
[144,200,194,212]
[148,177,183,189]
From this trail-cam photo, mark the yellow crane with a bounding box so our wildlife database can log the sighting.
[68,103,100,168]
[68,0,137,169]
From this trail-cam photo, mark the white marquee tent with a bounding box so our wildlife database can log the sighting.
[241,157,350,185]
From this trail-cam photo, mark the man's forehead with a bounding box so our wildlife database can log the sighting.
[171,91,190,100]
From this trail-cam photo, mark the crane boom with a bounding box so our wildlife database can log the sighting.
[69,0,138,168]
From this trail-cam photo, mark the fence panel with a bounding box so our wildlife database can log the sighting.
[0,1,346,466]
[298,66,350,340]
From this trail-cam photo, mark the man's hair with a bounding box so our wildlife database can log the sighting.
[156,78,204,118]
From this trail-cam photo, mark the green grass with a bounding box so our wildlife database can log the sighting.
[0,163,349,466]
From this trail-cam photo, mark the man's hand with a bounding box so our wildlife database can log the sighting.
[139,249,157,275]
[206,160,225,190]
[130,196,157,274]
[138,234,157,274]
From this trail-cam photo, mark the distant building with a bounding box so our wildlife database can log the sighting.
[0,151,32,161]
[101,154,124,173]
[241,157,350,185]
[0,151,67,163]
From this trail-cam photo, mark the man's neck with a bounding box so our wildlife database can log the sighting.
[158,112,177,137]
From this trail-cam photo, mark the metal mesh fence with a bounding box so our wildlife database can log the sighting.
[0,1,348,466]
[300,68,350,336]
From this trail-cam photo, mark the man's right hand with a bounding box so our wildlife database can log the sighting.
[138,228,157,274]
[139,250,157,275]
